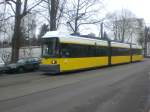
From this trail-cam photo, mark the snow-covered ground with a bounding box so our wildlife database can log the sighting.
[0,46,41,62]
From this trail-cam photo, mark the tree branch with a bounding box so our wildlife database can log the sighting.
[21,0,43,18]
[6,0,16,4]
[23,0,28,15]
[27,0,43,13]
[78,19,103,27]
[7,2,16,14]
[67,21,75,32]
[0,15,14,21]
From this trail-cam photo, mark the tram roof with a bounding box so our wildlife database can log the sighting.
[43,31,108,46]
[131,44,142,49]
[43,31,142,49]
[111,41,130,48]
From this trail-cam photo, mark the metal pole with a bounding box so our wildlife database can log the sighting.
[100,22,103,39]
[144,27,148,57]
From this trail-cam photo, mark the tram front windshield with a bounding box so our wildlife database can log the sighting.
[42,38,59,58]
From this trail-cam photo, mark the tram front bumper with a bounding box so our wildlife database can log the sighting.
[40,64,60,73]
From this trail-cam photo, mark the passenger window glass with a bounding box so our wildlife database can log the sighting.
[60,43,108,58]
[61,49,70,57]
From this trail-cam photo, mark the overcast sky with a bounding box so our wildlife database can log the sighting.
[77,0,150,37]
[105,0,150,24]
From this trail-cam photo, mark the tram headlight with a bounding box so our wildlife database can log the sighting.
[51,60,57,64]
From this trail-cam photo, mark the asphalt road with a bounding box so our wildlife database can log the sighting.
[0,59,150,112]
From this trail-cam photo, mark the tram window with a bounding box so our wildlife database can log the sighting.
[42,38,60,58]
[132,49,142,55]
[95,46,108,56]
[60,44,70,57]
[61,49,70,57]
[101,47,108,56]
[111,47,130,56]
[88,46,95,57]
[138,49,142,54]
[42,42,56,57]
[60,43,109,57]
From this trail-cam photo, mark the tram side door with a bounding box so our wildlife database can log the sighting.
[60,44,71,71]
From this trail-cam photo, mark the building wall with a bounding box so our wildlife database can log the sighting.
[0,46,41,62]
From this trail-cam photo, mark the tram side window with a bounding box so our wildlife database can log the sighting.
[88,46,95,57]
[112,47,130,56]
[60,44,88,57]
[60,44,71,57]
[132,49,142,55]
[138,49,142,55]
[95,46,108,56]
[60,43,109,58]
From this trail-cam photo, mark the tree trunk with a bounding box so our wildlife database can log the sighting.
[74,19,78,34]
[74,0,80,34]
[48,0,51,27]
[11,0,21,62]
[121,19,126,42]
[50,0,58,31]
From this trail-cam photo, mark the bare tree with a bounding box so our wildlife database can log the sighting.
[49,0,58,30]
[137,26,150,56]
[38,0,66,31]
[38,24,49,38]
[0,3,7,34]
[0,0,43,62]
[65,0,103,34]
[0,12,4,32]
[105,9,138,42]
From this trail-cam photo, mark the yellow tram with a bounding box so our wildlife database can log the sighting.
[40,31,143,73]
